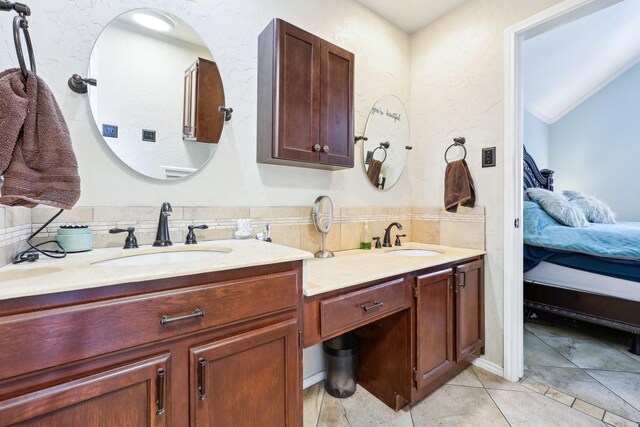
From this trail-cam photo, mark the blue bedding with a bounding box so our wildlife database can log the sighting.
[523,201,640,261]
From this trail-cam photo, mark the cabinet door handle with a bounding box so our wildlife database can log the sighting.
[361,301,384,312]
[160,308,204,325]
[322,145,330,153]
[156,368,166,416]
[459,272,466,289]
[313,144,321,152]
[198,358,207,400]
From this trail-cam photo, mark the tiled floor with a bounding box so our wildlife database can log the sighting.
[302,320,640,426]
[523,320,640,426]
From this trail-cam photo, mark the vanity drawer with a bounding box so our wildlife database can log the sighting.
[320,278,407,337]
[0,270,299,380]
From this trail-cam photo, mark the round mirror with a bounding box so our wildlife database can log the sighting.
[88,9,226,180]
[362,95,410,190]
[312,195,334,258]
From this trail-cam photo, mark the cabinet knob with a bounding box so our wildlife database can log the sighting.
[323,145,330,153]
[313,144,321,152]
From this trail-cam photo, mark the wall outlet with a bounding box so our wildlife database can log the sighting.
[142,129,156,142]
[482,147,496,168]
[365,151,374,165]
[102,124,118,138]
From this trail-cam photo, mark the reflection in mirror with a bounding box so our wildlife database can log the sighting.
[362,95,410,190]
[88,9,225,180]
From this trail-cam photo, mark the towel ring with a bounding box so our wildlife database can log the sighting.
[13,13,36,78]
[444,136,466,164]
[371,144,388,163]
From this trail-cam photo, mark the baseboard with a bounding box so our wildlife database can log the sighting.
[472,357,505,378]
[303,371,325,389]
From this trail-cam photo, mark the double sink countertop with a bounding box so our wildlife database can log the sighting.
[0,240,484,301]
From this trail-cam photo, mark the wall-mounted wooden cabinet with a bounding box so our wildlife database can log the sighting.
[183,57,225,144]
[257,19,354,170]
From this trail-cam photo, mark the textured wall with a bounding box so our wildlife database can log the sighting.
[550,62,640,221]
[0,0,411,207]
[409,0,562,367]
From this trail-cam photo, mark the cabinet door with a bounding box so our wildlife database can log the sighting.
[191,319,299,427]
[455,259,485,361]
[415,269,455,390]
[0,354,169,427]
[276,21,321,163]
[319,41,354,167]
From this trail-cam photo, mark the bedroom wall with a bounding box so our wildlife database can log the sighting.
[409,0,562,368]
[524,110,550,168]
[549,62,640,221]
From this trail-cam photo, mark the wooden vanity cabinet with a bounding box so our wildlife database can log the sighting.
[413,258,485,397]
[182,57,225,144]
[0,262,303,427]
[257,19,354,170]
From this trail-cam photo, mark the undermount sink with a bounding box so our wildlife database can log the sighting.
[386,249,443,257]
[93,248,231,267]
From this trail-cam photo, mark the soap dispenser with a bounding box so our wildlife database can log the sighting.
[360,223,371,250]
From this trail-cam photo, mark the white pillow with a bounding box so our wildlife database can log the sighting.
[563,191,616,224]
[526,188,589,228]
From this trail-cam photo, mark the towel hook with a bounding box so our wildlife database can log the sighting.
[444,136,466,164]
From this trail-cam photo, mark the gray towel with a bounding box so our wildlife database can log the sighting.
[0,68,80,209]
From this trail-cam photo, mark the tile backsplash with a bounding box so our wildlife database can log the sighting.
[0,205,485,266]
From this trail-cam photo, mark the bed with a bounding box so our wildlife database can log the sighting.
[522,146,640,355]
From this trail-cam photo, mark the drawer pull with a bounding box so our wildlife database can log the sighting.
[361,301,384,312]
[156,368,166,416]
[160,308,204,325]
[198,357,208,400]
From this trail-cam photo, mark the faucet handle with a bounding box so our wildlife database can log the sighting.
[372,236,381,249]
[185,224,209,245]
[109,227,139,249]
[395,234,406,246]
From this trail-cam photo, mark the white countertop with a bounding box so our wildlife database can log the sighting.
[0,239,313,301]
[304,242,485,297]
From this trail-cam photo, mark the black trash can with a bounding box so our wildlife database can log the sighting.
[323,332,360,398]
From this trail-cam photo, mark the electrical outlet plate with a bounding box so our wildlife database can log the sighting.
[142,129,156,142]
[482,147,496,168]
[102,124,118,138]
[365,151,374,165]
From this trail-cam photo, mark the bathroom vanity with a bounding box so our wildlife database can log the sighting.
[0,241,483,426]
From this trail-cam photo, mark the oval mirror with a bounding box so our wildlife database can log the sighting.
[88,9,226,180]
[312,195,334,258]
[362,95,410,190]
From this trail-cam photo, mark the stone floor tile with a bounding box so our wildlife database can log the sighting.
[546,387,576,406]
[524,365,640,422]
[303,381,325,427]
[520,377,549,394]
[539,336,640,373]
[603,411,640,427]
[471,366,531,391]
[446,366,483,388]
[488,388,607,426]
[573,399,606,420]
[524,328,575,367]
[411,385,509,426]
[317,385,412,427]
[586,370,640,416]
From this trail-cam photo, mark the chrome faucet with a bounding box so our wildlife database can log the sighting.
[153,202,173,247]
[383,222,403,247]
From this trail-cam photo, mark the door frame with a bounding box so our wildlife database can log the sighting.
[502,0,621,382]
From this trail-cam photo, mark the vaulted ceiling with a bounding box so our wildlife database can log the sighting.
[524,0,640,124]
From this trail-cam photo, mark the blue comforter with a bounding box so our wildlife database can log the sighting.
[523,201,640,261]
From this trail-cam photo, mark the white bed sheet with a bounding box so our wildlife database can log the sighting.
[524,261,640,303]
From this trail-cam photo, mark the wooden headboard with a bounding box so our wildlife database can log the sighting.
[523,146,554,194]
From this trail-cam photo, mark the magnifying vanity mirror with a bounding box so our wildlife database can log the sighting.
[87,9,227,180]
[312,195,334,258]
[362,95,410,190]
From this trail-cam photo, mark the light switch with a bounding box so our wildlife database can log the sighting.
[482,147,496,168]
